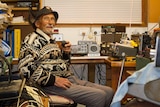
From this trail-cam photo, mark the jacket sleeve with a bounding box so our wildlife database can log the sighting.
[62,51,71,61]
[18,43,56,87]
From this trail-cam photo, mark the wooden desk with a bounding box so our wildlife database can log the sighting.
[71,56,108,83]
[105,58,136,91]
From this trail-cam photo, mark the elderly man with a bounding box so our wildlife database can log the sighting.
[18,6,114,107]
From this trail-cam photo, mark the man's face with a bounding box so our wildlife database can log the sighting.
[35,13,56,36]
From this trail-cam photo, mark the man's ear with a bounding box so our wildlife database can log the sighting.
[35,20,40,28]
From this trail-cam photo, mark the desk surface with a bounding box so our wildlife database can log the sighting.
[13,56,136,66]
[105,58,136,67]
[71,56,108,64]
[71,56,108,60]
[71,56,136,67]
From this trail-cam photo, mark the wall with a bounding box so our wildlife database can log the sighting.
[56,26,148,45]
[52,0,160,45]
[148,0,160,23]
[57,7,160,44]
[36,0,153,45]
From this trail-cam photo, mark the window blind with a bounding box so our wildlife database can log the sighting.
[43,0,142,24]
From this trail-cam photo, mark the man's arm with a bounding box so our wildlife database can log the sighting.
[18,43,56,87]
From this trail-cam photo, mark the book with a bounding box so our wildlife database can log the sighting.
[3,29,10,46]
[14,29,21,58]
[11,30,14,58]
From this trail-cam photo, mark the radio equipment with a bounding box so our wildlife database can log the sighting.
[100,42,111,56]
[71,41,100,56]
[88,44,100,56]
[78,40,96,45]
[71,44,88,55]
[109,43,137,58]
[101,34,122,43]
[101,25,126,34]
[140,32,151,51]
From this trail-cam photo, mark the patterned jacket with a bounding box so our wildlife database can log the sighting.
[18,28,73,86]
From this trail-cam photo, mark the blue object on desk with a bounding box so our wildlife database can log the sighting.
[110,62,160,107]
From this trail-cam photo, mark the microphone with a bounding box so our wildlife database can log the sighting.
[121,52,126,59]
[61,41,67,47]
[118,52,126,87]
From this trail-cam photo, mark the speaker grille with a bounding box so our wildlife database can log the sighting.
[88,44,100,54]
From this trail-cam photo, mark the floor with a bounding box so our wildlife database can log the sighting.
[77,98,160,107]
[123,98,160,107]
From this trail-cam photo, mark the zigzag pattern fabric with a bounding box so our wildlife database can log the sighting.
[18,28,73,86]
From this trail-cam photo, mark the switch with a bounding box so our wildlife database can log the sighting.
[52,33,63,41]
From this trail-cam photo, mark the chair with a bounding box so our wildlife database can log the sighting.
[126,57,160,106]
[48,94,77,107]
[127,83,160,106]
[25,81,77,107]
[20,84,77,107]
[0,55,25,107]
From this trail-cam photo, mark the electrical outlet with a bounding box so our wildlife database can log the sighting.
[52,33,63,41]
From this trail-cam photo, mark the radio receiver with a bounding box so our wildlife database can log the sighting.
[71,45,88,55]
[78,41,96,45]
[88,44,100,56]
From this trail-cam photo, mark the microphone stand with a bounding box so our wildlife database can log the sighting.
[118,52,126,88]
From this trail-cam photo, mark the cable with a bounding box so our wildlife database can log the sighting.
[96,64,101,84]
[128,0,134,39]
[118,52,126,87]
[81,64,87,80]
[148,23,159,33]
[129,0,134,28]
[96,64,106,85]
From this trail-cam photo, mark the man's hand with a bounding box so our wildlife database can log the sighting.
[62,41,71,53]
[54,76,72,89]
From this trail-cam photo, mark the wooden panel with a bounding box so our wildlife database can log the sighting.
[11,25,34,41]
[148,0,160,23]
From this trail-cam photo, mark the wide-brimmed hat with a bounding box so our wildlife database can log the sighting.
[28,6,58,29]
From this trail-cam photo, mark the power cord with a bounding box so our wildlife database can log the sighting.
[96,64,106,85]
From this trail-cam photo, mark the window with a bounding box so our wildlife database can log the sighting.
[43,0,147,26]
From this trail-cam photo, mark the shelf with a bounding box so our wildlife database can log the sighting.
[12,58,18,65]
[11,7,38,11]
[1,0,39,2]
[11,22,30,26]
[2,0,41,59]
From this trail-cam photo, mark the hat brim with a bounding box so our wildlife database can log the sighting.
[29,9,59,29]
[35,10,59,22]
